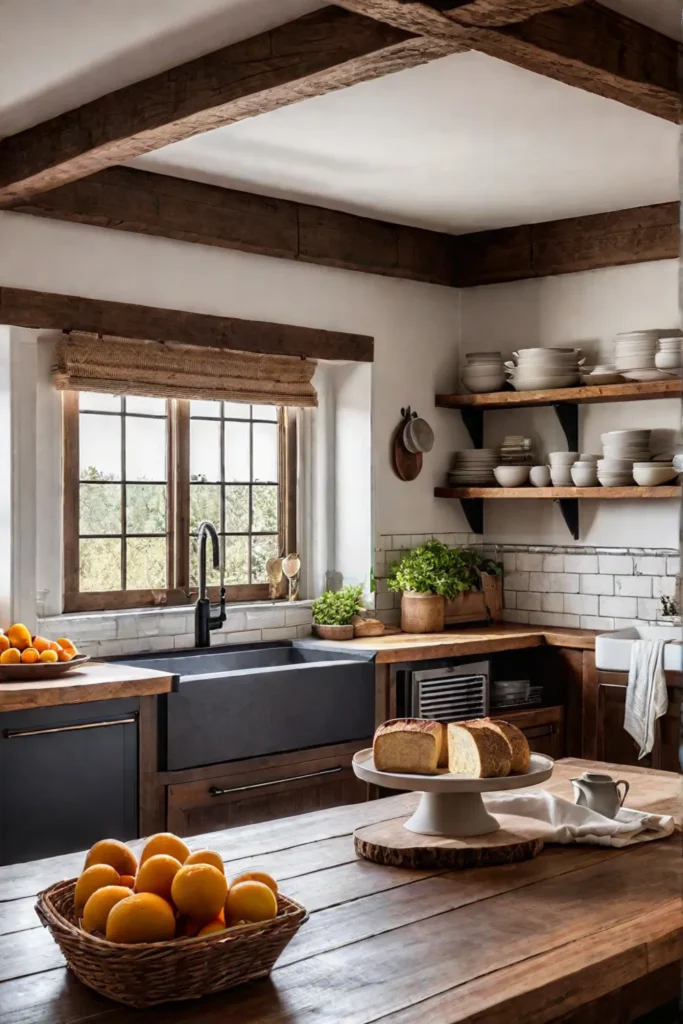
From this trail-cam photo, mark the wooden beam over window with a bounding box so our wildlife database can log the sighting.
[0,287,374,362]
[333,0,682,122]
[0,8,461,205]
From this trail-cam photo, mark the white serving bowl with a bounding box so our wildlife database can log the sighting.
[493,465,530,487]
[550,469,573,487]
[632,465,679,486]
[598,475,634,487]
[549,451,579,465]
[654,351,681,370]
[508,376,580,391]
[571,464,598,486]
[529,465,550,487]
[598,458,635,470]
[462,377,506,394]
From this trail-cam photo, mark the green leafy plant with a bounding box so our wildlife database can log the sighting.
[312,584,365,626]
[387,541,502,600]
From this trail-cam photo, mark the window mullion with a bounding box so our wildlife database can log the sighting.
[174,399,190,593]
[120,398,127,590]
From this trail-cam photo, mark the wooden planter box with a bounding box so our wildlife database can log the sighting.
[444,574,503,626]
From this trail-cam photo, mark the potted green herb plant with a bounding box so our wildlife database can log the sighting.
[311,584,365,640]
[387,541,502,633]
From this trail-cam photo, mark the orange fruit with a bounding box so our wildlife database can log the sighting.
[57,637,77,653]
[229,870,278,895]
[21,648,40,664]
[31,636,50,653]
[135,854,182,901]
[57,648,73,662]
[184,849,224,874]
[82,885,131,934]
[0,635,9,653]
[171,864,227,923]
[119,874,135,888]
[140,833,190,867]
[74,864,120,914]
[39,649,59,663]
[198,918,226,937]
[84,838,138,877]
[0,648,21,664]
[7,624,31,650]
[226,880,277,925]
[105,892,176,944]
[48,641,63,653]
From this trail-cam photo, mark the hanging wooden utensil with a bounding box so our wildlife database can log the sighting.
[392,406,423,481]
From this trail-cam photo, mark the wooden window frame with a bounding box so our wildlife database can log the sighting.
[63,394,297,613]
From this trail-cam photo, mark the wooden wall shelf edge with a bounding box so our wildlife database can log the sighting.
[435,486,681,500]
[436,379,681,410]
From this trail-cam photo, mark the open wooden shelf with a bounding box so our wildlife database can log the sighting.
[435,486,681,500]
[435,379,680,410]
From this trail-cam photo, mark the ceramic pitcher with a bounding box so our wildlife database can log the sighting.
[570,772,629,818]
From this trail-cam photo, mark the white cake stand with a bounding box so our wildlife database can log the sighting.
[353,749,553,838]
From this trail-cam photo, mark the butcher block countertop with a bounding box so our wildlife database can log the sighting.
[311,623,598,663]
[0,661,174,713]
[1,758,681,1024]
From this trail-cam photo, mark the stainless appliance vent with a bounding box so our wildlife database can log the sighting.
[411,664,488,722]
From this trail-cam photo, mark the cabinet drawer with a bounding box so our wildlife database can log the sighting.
[503,706,565,760]
[167,745,369,836]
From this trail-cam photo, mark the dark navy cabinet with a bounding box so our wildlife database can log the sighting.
[0,698,139,865]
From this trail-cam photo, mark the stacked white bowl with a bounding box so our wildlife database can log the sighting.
[505,348,582,391]
[448,449,499,485]
[570,455,600,487]
[598,430,651,486]
[548,451,579,487]
[654,336,682,372]
[461,352,505,394]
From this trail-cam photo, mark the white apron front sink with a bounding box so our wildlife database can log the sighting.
[595,624,682,673]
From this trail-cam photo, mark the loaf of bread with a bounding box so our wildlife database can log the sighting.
[447,721,512,778]
[487,719,530,774]
[373,719,444,774]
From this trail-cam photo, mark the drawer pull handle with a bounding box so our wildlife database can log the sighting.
[209,765,343,797]
[5,717,136,739]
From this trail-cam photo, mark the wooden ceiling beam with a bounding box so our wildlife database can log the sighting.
[0,8,460,206]
[333,1,682,122]
[0,287,374,362]
[391,0,586,29]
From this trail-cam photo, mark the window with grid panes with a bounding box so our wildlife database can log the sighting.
[63,393,295,612]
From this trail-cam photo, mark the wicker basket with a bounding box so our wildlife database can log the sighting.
[35,878,308,1009]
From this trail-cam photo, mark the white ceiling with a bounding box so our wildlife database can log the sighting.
[0,0,679,234]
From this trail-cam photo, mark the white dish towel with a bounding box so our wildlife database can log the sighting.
[624,638,669,758]
[483,789,675,847]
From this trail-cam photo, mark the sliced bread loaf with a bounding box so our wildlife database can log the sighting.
[373,719,444,774]
[447,721,512,778]
[488,719,531,774]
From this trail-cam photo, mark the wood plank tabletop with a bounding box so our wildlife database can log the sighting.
[0,661,175,712]
[0,759,680,1024]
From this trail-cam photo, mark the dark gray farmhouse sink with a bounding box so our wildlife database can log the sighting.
[116,643,375,770]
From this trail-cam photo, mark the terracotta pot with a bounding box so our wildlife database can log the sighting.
[313,624,354,640]
[400,592,445,633]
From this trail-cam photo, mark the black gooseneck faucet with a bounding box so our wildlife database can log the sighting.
[194,520,226,647]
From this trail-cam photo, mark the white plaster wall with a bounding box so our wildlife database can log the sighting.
[0,211,466,542]
[461,260,681,548]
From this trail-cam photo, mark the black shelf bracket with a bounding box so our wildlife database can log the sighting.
[460,408,484,449]
[553,402,578,452]
[460,499,484,536]
[555,498,579,540]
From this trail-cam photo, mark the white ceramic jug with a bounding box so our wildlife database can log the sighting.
[570,771,629,818]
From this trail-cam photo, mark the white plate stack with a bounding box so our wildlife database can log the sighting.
[448,449,499,485]
[505,348,582,391]
[614,330,682,381]
[598,429,651,486]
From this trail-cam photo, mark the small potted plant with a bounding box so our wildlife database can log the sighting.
[387,541,502,633]
[312,584,365,640]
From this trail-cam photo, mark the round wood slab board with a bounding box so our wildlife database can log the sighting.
[355,814,546,870]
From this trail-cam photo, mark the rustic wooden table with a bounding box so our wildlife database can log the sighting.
[0,758,681,1023]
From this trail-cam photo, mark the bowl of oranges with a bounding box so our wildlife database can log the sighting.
[0,624,87,681]
[35,831,307,1009]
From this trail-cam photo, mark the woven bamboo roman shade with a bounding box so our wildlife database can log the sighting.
[52,333,318,407]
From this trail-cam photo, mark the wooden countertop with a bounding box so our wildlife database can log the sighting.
[311,623,598,663]
[1,758,680,1023]
[0,661,175,712]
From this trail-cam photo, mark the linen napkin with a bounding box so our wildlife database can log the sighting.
[624,638,669,758]
[482,789,675,847]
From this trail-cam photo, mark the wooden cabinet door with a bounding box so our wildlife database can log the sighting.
[504,706,565,760]
[596,683,644,767]
[167,748,368,837]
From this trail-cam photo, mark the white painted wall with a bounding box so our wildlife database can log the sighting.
[0,210,466,548]
[461,259,681,548]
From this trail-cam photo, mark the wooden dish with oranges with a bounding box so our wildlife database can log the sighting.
[35,832,307,1009]
[0,624,88,681]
